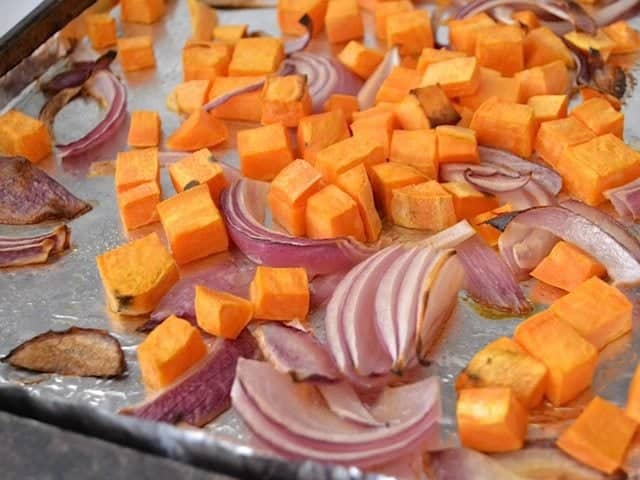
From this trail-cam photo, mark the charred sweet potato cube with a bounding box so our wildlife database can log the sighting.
[228,37,284,76]
[564,29,616,62]
[411,85,460,127]
[237,123,294,181]
[261,75,312,127]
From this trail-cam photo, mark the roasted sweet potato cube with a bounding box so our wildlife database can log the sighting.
[411,85,460,127]
[315,135,385,183]
[0,110,52,163]
[457,387,529,453]
[168,148,228,204]
[389,129,437,178]
[261,75,312,127]
[121,0,164,25]
[297,110,350,164]
[117,36,156,72]
[335,164,381,242]
[167,80,211,115]
[376,66,421,104]
[603,21,640,54]
[350,110,395,157]
[213,25,247,45]
[195,287,253,340]
[512,10,539,30]
[470,97,536,158]
[166,109,229,152]
[470,204,512,247]
[557,397,637,474]
[549,277,632,350]
[416,48,466,73]
[237,123,294,181]
[514,309,598,406]
[455,104,474,128]
[187,0,217,41]
[369,162,427,216]
[137,315,207,390]
[524,27,574,69]
[564,29,616,62]
[386,10,433,56]
[86,13,117,49]
[456,337,548,408]
[306,184,366,241]
[531,241,605,292]
[323,94,359,123]
[436,126,479,164]
[374,0,413,40]
[182,42,231,82]
[337,41,384,79]
[475,25,524,76]
[128,110,161,148]
[393,95,430,130]
[420,56,480,98]
[580,87,622,111]
[117,181,160,230]
[515,60,569,101]
[535,117,595,168]
[278,0,328,37]
[325,0,363,44]
[571,97,624,138]
[228,37,284,76]
[390,180,456,231]
[208,76,263,122]
[527,94,568,128]
[442,182,499,220]
[458,69,522,111]
[115,147,159,194]
[628,364,640,423]
[448,13,495,55]
[557,134,640,206]
[157,184,229,264]
[250,266,310,322]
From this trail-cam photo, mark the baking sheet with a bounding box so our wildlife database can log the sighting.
[1,1,640,477]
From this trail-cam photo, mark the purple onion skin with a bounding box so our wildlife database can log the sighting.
[41,50,116,95]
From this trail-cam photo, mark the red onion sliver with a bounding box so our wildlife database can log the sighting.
[283,14,312,55]
[463,169,531,193]
[0,224,69,252]
[0,241,55,268]
[357,47,400,110]
[593,0,640,26]
[605,178,640,219]
[317,382,384,427]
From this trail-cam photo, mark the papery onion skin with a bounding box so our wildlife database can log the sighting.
[40,50,116,94]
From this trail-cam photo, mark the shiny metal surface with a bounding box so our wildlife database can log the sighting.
[1,1,639,476]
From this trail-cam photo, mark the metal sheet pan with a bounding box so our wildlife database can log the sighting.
[1,1,640,478]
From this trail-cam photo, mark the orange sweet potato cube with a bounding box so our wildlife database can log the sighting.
[557,134,640,206]
[374,0,413,40]
[524,26,574,68]
[475,25,524,76]
[337,41,384,79]
[157,184,229,264]
[128,110,161,148]
[137,315,207,390]
[121,0,165,24]
[228,38,284,76]
[250,266,309,321]
[389,129,437,178]
[261,75,312,127]
[213,25,248,45]
[436,125,479,164]
[208,76,263,122]
[515,60,569,101]
[369,162,427,216]
[315,135,385,183]
[603,21,640,54]
[117,36,156,72]
[512,10,539,30]
[323,94,359,123]
[117,181,161,230]
[448,13,495,54]
[376,66,421,104]
[527,94,568,128]
[86,13,117,49]
[350,110,395,156]
[564,30,616,62]
[325,0,363,44]
[530,241,605,292]
[335,164,382,242]
[237,123,294,181]
[442,182,499,220]
[470,97,536,158]
[416,47,466,73]
[297,110,350,164]
[168,148,228,204]
[306,184,366,241]
[571,97,624,138]
[268,159,324,236]
[394,95,430,130]
[187,0,217,41]
[514,309,598,406]
[535,117,595,168]
[456,104,474,128]
[278,0,328,37]
[557,397,637,474]
[182,42,231,82]
[458,68,522,111]
[166,109,229,152]
[457,387,529,453]
[195,286,253,339]
[115,147,159,194]
[627,364,640,423]
[386,10,433,56]
[549,277,632,351]
[167,80,211,115]
[470,204,512,247]
[580,87,622,111]
[0,110,52,163]
[456,337,548,408]
[420,56,480,98]
[410,85,460,127]
[390,180,456,231]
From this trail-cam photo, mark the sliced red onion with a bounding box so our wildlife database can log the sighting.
[309,269,348,308]
[497,221,558,279]
[122,331,258,426]
[463,169,531,193]
[56,71,127,159]
[285,52,362,113]
[40,50,116,95]
[253,322,341,382]
[605,178,640,219]
[0,224,69,252]
[316,382,384,427]
[357,47,400,110]
[219,179,378,276]
[457,235,531,314]
[593,0,640,26]
[429,448,523,480]
[283,14,312,55]
[0,241,55,268]
[232,358,440,467]
[202,79,266,112]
